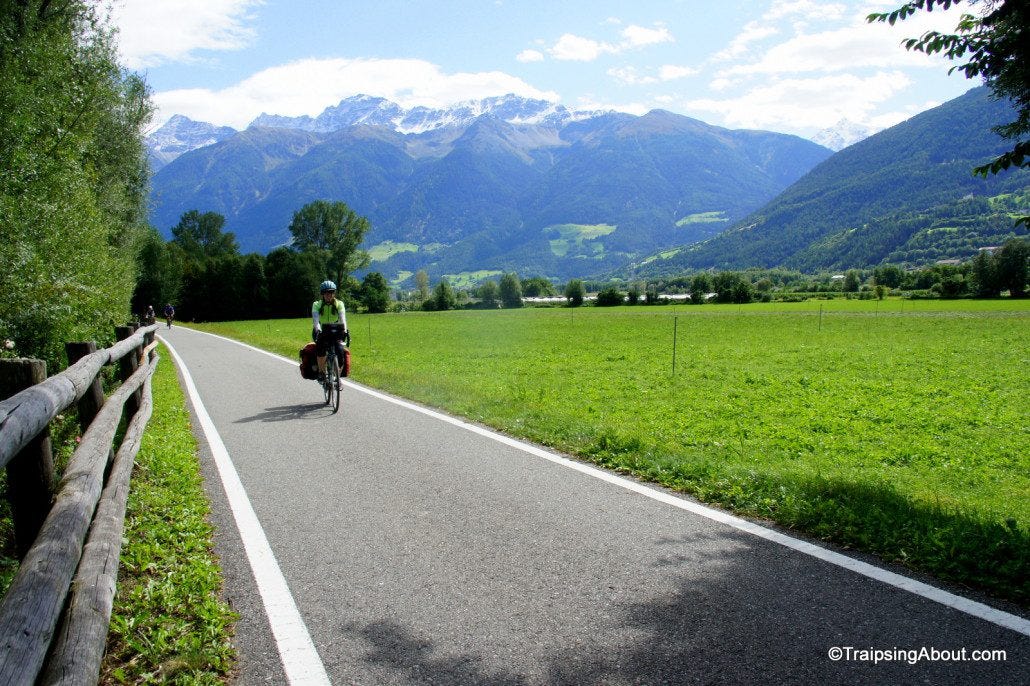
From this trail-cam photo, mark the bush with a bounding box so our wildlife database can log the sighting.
[595,287,624,306]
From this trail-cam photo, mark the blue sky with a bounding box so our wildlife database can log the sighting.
[110,0,981,139]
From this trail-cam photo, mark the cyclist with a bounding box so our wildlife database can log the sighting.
[163,303,175,328]
[144,305,156,325]
[312,280,349,383]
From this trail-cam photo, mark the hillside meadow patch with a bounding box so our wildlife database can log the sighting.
[192,298,1029,604]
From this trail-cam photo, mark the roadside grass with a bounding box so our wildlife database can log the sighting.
[101,345,237,684]
[190,298,1030,605]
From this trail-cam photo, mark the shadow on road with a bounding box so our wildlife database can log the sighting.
[336,529,1026,685]
[234,403,335,423]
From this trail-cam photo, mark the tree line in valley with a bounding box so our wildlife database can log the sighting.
[133,201,1029,325]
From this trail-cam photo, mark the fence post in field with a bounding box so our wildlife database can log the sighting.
[115,325,141,418]
[0,358,55,559]
[672,316,678,377]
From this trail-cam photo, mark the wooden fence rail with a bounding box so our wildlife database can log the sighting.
[0,324,160,686]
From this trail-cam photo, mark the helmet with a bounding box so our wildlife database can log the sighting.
[320,280,337,293]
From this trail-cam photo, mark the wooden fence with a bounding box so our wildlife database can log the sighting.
[0,324,160,686]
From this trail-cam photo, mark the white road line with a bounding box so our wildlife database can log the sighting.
[174,326,1030,638]
[159,335,332,685]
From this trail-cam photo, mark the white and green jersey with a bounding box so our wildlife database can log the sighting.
[312,298,347,329]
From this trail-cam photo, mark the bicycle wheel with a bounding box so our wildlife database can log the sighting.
[322,357,332,405]
[328,351,341,414]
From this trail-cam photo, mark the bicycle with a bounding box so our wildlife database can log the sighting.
[319,323,349,414]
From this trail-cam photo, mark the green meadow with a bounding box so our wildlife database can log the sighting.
[192,298,1029,604]
[545,223,616,257]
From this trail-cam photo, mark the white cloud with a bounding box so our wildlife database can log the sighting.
[764,1,848,21]
[715,3,968,78]
[608,66,657,86]
[712,21,779,61]
[658,64,698,81]
[516,49,545,63]
[686,71,912,131]
[620,24,673,49]
[549,33,614,61]
[109,0,261,69]
[608,63,697,86]
[152,58,559,129]
[867,99,942,130]
[547,23,673,62]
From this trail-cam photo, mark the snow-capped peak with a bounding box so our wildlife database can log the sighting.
[812,119,874,151]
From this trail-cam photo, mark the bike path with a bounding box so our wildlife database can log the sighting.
[158,325,1028,685]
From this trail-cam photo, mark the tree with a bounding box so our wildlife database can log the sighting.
[712,271,753,303]
[869,1,1029,225]
[359,272,392,313]
[431,280,457,311]
[415,270,430,304]
[241,254,269,315]
[690,273,713,304]
[288,200,371,284]
[264,247,323,318]
[499,272,523,308]
[171,210,238,260]
[843,270,861,293]
[595,287,624,306]
[627,283,642,305]
[132,227,182,317]
[970,249,1002,296]
[873,264,905,288]
[564,280,585,307]
[522,277,556,297]
[994,236,1028,296]
[0,0,152,368]
[477,280,499,308]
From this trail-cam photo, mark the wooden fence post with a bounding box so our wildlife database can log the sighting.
[67,341,115,471]
[0,359,56,559]
[114,325,140,419]
[143,327,156,362]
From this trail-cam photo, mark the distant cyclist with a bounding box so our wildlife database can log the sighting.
[163,303,175,328]
[312,281,349,381]
[144,304,156,325]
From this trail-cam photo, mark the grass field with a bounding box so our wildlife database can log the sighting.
[191,298,1029,604]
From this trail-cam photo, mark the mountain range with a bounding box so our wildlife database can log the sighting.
[623,86,1029,277]
[147,94,833,282]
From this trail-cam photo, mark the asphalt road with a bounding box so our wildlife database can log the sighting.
[158,325,1028,685]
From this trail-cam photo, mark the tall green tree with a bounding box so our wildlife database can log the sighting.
[689,273,713,304]
[994,236,1028,296]
[969,249,1001,296]
[499,273,523,308]
[359,272,392,313]
[843,270,862,293]
[0,0,152,367]
[171,210,239,260]
[430,280,457,311]
[288,200,371,285]
[869,0,1029,225]
[132,227,182,316]
[265,247,324,318]
[564,279,585,307]
[478,280,499,308]
[522,277,556,297]
[415,270,431,304]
